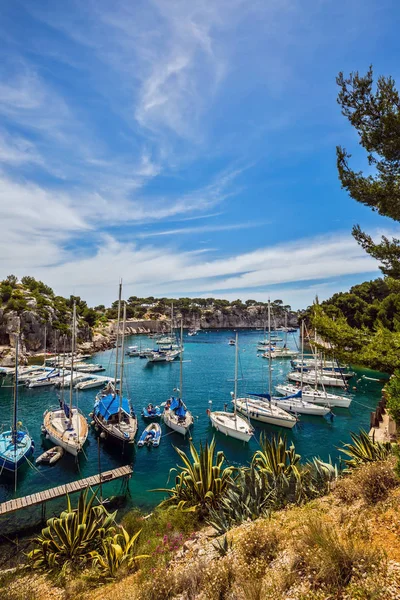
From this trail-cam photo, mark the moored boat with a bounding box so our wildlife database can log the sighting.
[0,328,35,476]
[142,403,161,419]
[138,423,161,447]
[35,445,64,465]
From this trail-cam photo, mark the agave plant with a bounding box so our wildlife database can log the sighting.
[304,457,340,498]
[93,527,148,578]
[153,438,235,514]
[252,434,301,479]
[207,466,276,534]
[251,434,307,503]
[339,429,393,471]
[28,488,117,574]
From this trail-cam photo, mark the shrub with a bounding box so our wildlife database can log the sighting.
[235,520,280,577]
[297,515,384,591]
[353,459,398,504]
[386,372,400,426]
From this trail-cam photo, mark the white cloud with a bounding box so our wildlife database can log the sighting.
[137,221,268,238]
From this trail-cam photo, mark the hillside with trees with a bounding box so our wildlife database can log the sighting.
[307,68,400,379]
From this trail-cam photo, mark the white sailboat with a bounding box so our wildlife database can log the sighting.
[275,384,352,408]
[42,302,88,457]
[163,321,194,436]
[276,321,352,408]
[208,333,254,442]
[93,286,137,445]
[233,300,297,429]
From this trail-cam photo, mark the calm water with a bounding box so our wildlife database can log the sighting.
[0,329,387,531]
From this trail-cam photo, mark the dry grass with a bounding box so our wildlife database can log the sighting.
[334,458,399,505]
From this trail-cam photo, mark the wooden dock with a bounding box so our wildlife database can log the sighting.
[0,465,132,517]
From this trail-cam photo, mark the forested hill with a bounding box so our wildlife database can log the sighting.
[306,277,400,374]
[314,278,400,332]
[0,275,298,361]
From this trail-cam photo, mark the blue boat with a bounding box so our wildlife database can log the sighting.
[0,331,35,475]
[142,403,162,419]
[137,423,161,447]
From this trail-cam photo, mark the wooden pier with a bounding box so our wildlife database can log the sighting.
[0,465,132,517]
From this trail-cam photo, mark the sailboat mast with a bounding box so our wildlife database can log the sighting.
[113,280,122,389]
[171,302,174,340]
[69,301,76,424]
[268,299,272,404]
[119,302,127,414]
[314,326,318,391]
[12,328,19,446]
[43,326,46,368]
[300,320,304,389]
[61,335,66,404]
[284,311,288,347]
[179,319,183,398]
[234,332,238,418]
[13,326,19,492]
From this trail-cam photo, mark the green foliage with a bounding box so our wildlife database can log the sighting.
[385,372,400,425]
[339,430,393,471]
[28,488,117,575]
[207,466,275,534]
[336,67,400,279]
[154,438,235,515]
[212,533,232,557]
[28,488,147,579]
[5,274,18,287]
[93,528,148,578]
[0,282,13,303]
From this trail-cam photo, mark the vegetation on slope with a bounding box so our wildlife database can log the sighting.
[2,431,400,600]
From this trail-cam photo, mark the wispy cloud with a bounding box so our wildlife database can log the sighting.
[136,221,268,238]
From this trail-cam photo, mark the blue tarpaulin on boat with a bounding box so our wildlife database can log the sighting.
[169,397,180,410]
[248,393,272,400]
[96,394,130,419]
[176,404,186,417]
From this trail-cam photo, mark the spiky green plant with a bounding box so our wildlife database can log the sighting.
[339,430,393,471]
[252,434,301,478]
[252,434,307,503]
[93,528,148,578]
[28,488,116,575]
[207,466,276,534]
[305,457,340,496]
[153,438,235,514]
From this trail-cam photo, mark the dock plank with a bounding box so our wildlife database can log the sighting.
[0,466,133,517]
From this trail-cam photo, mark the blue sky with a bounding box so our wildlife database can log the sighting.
[1,0,399,309]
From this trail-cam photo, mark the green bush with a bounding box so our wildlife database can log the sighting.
[386,372,400,426]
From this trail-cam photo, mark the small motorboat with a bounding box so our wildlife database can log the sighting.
[228,339,236,346]
[142,403,162,419]
[35,445,64,465]
[137,423,161,447]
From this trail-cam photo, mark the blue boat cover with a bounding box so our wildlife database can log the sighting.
[274,391,302,400]
[250,391,302,400]
[96,394,130,419]
[176,404,186,417]
[169,397,180,410]
[249,393,272,400]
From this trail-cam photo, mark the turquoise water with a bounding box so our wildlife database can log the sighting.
[0,329,387,531]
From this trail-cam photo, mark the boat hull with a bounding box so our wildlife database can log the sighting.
[0,432,35,472]
[234,399,296,429]
[275,385,352,408]
[209,412,253,442]
[163,409,193,436]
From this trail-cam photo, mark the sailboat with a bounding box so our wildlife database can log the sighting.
[233,299,297,429]
[163,321,194,436]
[276,321,352,408]
[42,302,88,457]
[93,284,137,444]
[0,329,35,478]
[208,332,254,442]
